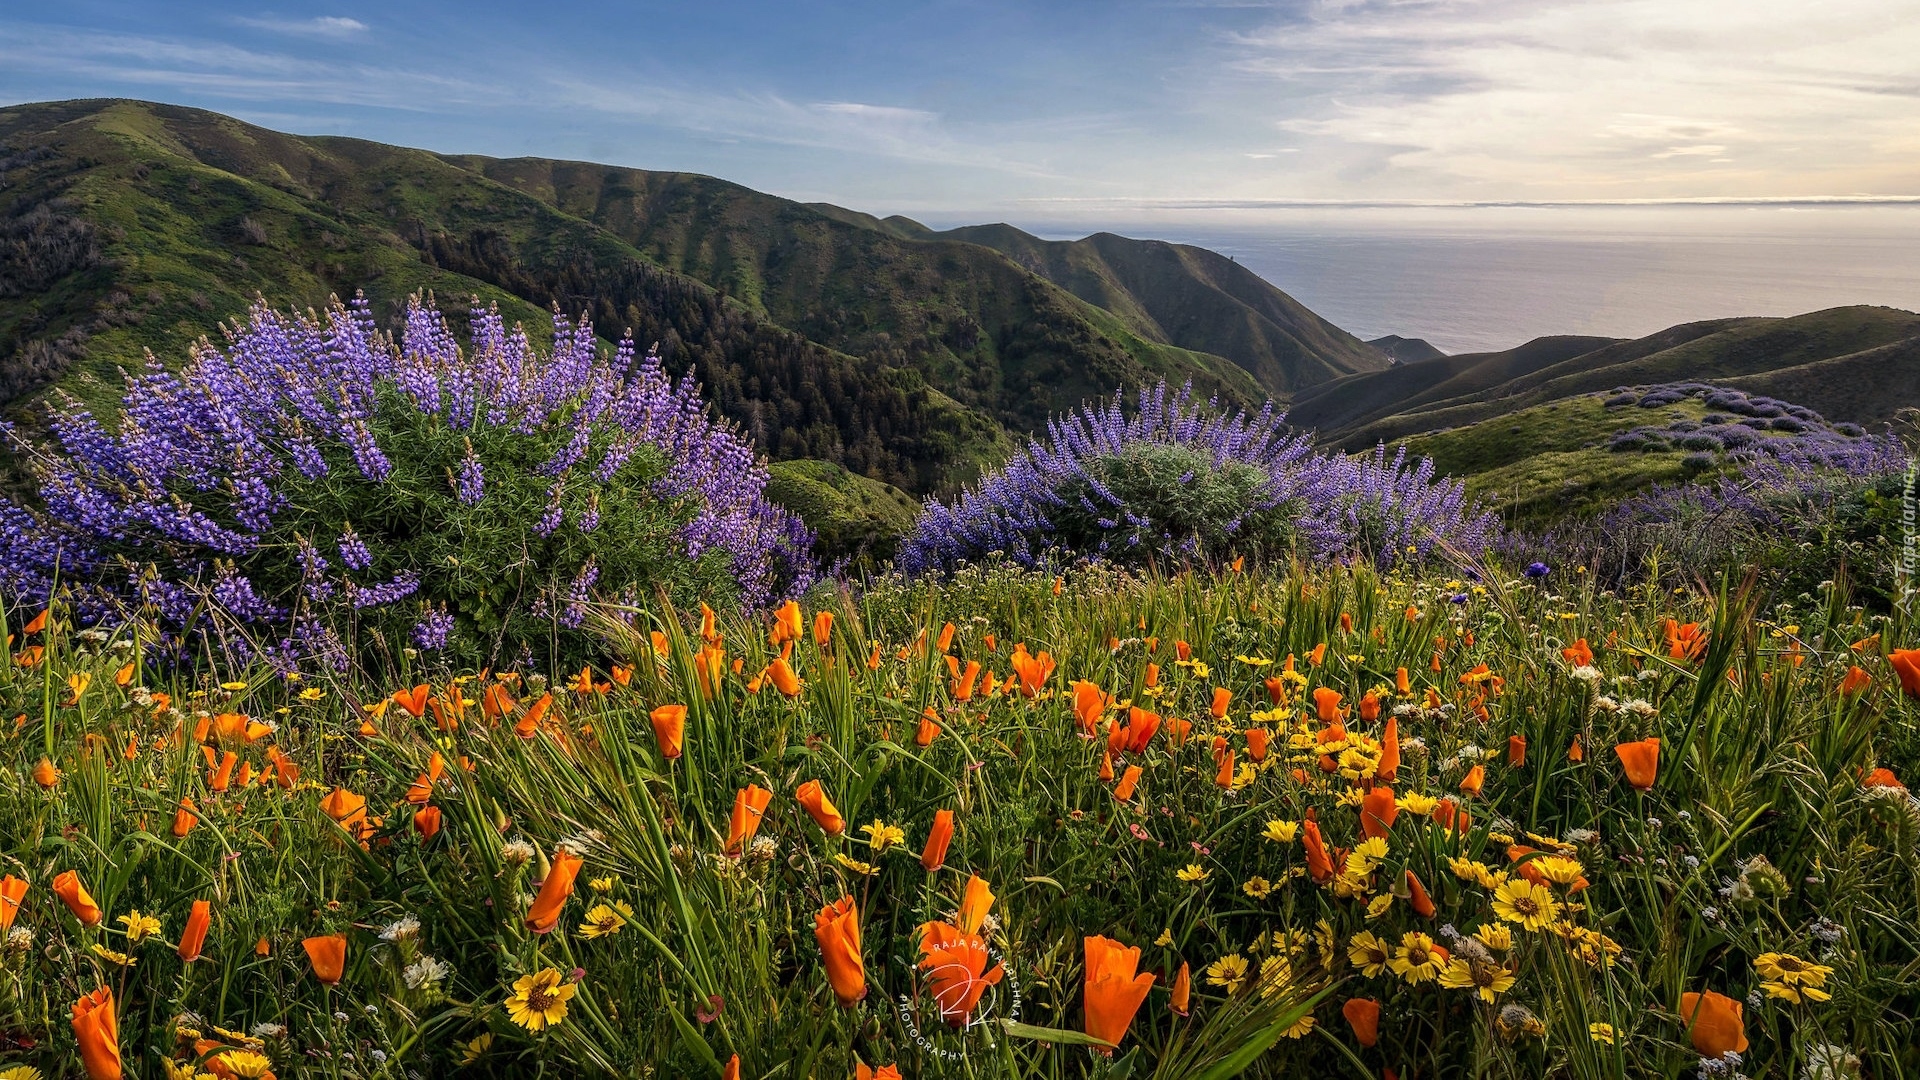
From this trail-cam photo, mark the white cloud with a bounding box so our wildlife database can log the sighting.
[236,15,370,40]
[1214,0,1920,199]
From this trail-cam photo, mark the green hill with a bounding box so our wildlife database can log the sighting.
[1298,306,1920,528]
[1294,307,1920,451]
[0,99,1384,518]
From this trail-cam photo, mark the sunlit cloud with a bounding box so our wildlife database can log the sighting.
[235,15,370,40]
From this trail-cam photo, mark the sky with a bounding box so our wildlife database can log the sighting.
[4,0,1920,225]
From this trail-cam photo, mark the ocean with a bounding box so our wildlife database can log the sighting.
[1022,206,1920,356]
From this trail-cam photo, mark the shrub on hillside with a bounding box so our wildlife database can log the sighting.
[0,294,814,669]
[1536,435,1910,600]
[899,381,1494,574]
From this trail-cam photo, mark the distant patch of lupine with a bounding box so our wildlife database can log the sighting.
[1604,383,1874,462]
[0,294,813,668]
[1519,430,1910,595]
[899,381,1496,574]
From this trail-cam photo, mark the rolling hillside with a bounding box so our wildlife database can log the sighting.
[1294,306,1920,451]
[0,98,1386,509]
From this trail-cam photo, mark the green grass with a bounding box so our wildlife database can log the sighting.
[3,561,1916,1078]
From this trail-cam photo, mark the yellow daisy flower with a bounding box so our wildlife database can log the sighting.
[1437,956,1515,1001]
[1390,932,1447,985]
[578,901,633,939]
[1491,878,1561,932]
[505,968,577,1032]
[1588,1022,1616,1044]
[1351,926,1397,976]
[1205,953,1250,993]
[1263,819,1299,843]
[117,910,163,944]
[1242,876,1273,899]
[1176,863,1210,884]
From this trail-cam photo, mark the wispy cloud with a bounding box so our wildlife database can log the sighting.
[235,15,369,40]
[1212,0,1920,199]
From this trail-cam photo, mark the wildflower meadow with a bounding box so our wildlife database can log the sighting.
[1,298,1917,1080]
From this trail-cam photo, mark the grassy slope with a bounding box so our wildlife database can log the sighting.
[0,100,1014,497]
[1320,308,1920,451]
[928,223,1389,395]
[434,156,1274,427]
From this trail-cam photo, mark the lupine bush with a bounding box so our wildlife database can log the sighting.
[900,382,1495,574]
[3,560,1917,1078]
[1527,435,1912,601]
[0,295,814,669]
[1605,383,1878,466]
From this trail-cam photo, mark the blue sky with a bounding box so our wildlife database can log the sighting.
[4,1,1918,224]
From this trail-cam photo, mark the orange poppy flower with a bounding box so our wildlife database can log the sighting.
[178,899,211,962]
[265,746,300,789]
[405,753,446,805]
[1459,764,1486,796]
[649,704,687,760]
[1839,666,1871,695]
[208,750,238,792]
[857,1063,904,1080]
[1342,997,1381,1047]
[0,874,27,935]
[951,659,982,702]
[815,896,867,1006]
[1114,765,1143,802]
[917,919,1005,1027]
[525,850,584,934]
[922,809,954,871]
[303,934,347,984]
[1214,747,1236,789]
[172,797,199,838]
[53,869,102,926]
[725,784,774,855]
[1246,727,1269,762]
[1175,640,1191,661]
[480,683,516,723]
[22,608,48,635]
[1308,643,1327,666]
[320,788,369,834]
[1312,687,1342,723]
[795,779,846,835]
[1679,990,1748,1056]
[1890,649,1920,696]
[1169,959,1191,1015]
[1508,735,1527,767]
[392,684,430,717]
[721,1054,739,1080]
[1863,766,1905,790]
[915,707,941,748]
[1615,737,1660,791]
[1360,784,1397,839]
[1374,714,1399,781]
[1071,680,1108,734]
[936,622,957,654]
[1562,638,1594,667]
[1406,870,1436,918]
[813,610,834,646]
[413,805,442,840]
[1303,819,1334,882]
[71,985,121,1080]
[957,874,994,935]
[1665,620,1707,662]
[770,599,803,646]
[768,657,802,697]
[1210,687,1232,719]
[33,756,59,788]
[1083,935,1155,1050]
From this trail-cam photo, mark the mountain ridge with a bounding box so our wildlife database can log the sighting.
[0,97,1381,503]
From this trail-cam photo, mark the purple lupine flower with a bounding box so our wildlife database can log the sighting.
[559,560,598,629]
[901,381,1494,574]
[412,606,455,651]
[0,293,814,663]
[455,440,485,506]
[338,526,373,572]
